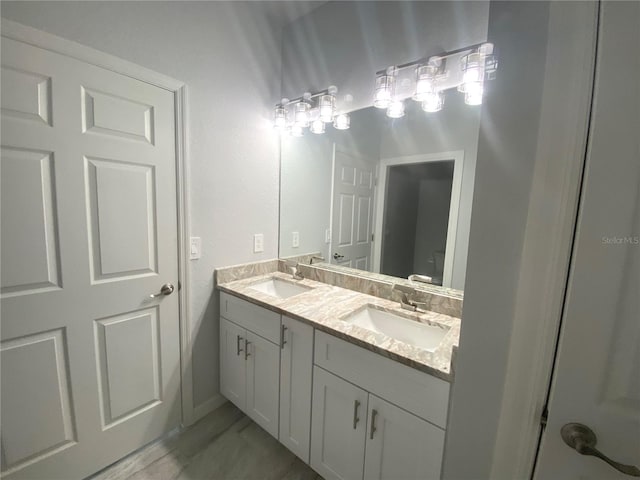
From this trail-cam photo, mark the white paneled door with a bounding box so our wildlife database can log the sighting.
[534,2,640,479]
[0,38,181,479]
[330,147,375,271]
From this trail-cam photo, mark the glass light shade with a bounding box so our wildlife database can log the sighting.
[290,124,304,137]
[464,81,484,105]
[273,107,287,129]
[459,52,485,92]
[294,102,310,127]
[413,65,438,102]
[333,113,350,130]
[374,74,395,109]
[386,100,405,119]
[318,94,336,123]
[310,118,325,134]
[422,91,444,112]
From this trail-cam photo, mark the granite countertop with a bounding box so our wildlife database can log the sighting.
[217,271,460,382]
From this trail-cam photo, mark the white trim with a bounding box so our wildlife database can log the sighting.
[489,2,598,478]
[1,19,196,427]
[372,150,464,288]
[193,395,228,423]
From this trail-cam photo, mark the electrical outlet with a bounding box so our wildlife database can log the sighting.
[253,233,264,253]
[292,231,300,248]
[190,237,201,260]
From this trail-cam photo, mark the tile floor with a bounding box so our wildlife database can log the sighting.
[90,402,321,480]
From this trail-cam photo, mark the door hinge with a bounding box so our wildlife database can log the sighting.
[371,233,374,242]
[540,405,549,428]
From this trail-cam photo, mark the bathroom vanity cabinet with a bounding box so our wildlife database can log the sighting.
[219,291,450,480]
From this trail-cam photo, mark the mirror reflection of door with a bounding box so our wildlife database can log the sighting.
[380,161,454,285]
[330,147,376,271]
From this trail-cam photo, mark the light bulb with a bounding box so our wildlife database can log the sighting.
[290,124,304,137]
[273,107,287,129]
[374,74,395,109]
[294,102,310,127]
[333,113,350,130]
[413,65,438,102]
[464,81,484,105]
[422,91,444,112]
[318,94,336,123]
[459,52,485,93]
[310,118,325,134]
[386,100,405,119]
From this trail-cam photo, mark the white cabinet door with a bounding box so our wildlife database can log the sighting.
[311,366,368,480]
[219,318,246,410]
[364,395,445,480]
[279,316,314,462]
[246,330,280,439]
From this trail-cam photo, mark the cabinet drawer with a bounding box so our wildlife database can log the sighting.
[314,331,450,428]
[221,292,281,344]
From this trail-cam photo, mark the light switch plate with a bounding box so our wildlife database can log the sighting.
[325,228,331,244]
[292,231,300,248]
[190,237,201,260]
[253,233,264,253]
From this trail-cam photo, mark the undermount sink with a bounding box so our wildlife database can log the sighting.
[249,278,312,299]
[342,306,448,352]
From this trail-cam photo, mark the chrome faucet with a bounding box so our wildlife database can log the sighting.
[310,255,325,265]
[284,260,304,280]
[392,284,428,312]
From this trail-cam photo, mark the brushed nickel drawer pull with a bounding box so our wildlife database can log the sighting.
[353,400,360,430]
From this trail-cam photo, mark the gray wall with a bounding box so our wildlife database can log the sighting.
[443,2,551,478]
[1,1,283,417]
[414,175,453,278]
[282,1,490,112]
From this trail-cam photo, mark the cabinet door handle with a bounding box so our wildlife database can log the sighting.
[370,409,378,439]
[281,325,288,349]
[353,400,361,430]
[236,335,243,356]
[244,339,251,360]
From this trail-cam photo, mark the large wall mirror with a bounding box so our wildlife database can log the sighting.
[280,89,480,291]
[278,1,491,293]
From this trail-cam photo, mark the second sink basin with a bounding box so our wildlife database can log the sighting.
[342,306,448,352]
[249,278,312,299]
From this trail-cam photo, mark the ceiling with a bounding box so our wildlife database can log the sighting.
[252,0,327,27]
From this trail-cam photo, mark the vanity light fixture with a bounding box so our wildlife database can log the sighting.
[386,100,405,119]
[273,85,351,135]
[373,42,497,115]
[333,113,350,130]
[374,70,396,109]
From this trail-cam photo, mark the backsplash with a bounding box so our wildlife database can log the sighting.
[216,256,463,318]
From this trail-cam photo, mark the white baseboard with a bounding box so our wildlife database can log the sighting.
[192,394,228,423]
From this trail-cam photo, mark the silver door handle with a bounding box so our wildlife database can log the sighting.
[281,325,288,349]
[353,400,360,430]
[561,423,640,477]
[236,335,243,356]
[370,409,378,439]
[333,253,344,260]
[149,283,174,298]
[244,339,251,360]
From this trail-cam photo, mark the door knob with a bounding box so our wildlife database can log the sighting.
[561,423,640,477]
[333,253,344,260]
[149,283,175,298]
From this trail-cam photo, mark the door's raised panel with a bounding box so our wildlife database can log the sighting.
[0,329,76,473]
[360,170,373,189]
[81,87,154,144]
[356,196,371,244]
[246,331,280,439]
[1,148,61,297]
[338,194,355,246]
[340,165,356,186]
[354,256,368,271]
[0,67,52,126]
[85,157,158,283]
[94,308,161,428]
